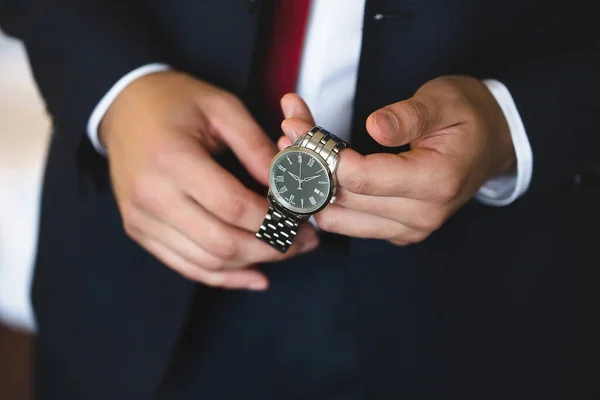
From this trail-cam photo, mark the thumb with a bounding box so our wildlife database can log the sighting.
[281,93,316,123]
[280,94,316,142]
[366,98,436,147]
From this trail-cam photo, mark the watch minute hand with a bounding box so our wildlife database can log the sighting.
[301,175,321,182]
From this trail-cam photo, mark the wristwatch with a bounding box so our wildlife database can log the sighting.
[256,126,348,253]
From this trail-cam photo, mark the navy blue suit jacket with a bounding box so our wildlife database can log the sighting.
[1,0,599,398]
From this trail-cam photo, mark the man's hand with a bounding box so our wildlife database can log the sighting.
[277,76,515,245]
[101,71,318,290]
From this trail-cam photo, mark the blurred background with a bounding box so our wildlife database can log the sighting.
[0,30,51,399]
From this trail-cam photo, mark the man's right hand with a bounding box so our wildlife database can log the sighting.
[99,71,319,291]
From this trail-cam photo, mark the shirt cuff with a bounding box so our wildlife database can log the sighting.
[476,79,533,207]
[86,63,171,156]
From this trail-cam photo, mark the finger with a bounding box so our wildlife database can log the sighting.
[366,97,439,148]
[314,204,412,239]
[281,117,315,143]
[336,147,449,199]
[128,170,320,265]
[209,95,278,186]
[334,187,448,233]
[173,146,275,232]
[277,136,293,151]
[129,206,249,270]
[281,93,316,123]
[163,195,320,265]
[139,235,269,290]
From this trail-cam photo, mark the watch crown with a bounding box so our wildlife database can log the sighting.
[329,196,337,204]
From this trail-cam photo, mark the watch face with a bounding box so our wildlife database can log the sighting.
[269,148,333,214]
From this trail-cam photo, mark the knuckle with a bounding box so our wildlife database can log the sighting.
[130,176,162,211]
[220,90,240,105]
[414,211,446,232]
[345,175,370,195]
[213,90,242,111]
[437,174,464,203]
[410,231,430,244]
[427,76,461,92]
[391,231,429,247]
[121,205,142,238]
[129,179,149,207]
[201,222,239,260]
[315,212,339,233]
[424,217,444,232]
[220,197,247,224]
[395,100,428,133]
[420,76,470,106]
[431,76,455,87]
[123,222,138,240]
[390,238,409,247]
[211,239,238,261]
[201,256,226,271]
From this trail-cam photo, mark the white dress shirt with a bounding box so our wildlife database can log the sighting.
[87,0,533,206]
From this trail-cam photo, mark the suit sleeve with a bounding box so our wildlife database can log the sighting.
[0,0,167,151]
[492,2,600,196]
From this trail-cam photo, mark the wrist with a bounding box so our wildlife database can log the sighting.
[481,80,517,176]
[88,64,171,155]
[478,79,533,206]
[98,69,174,152]
[497,144,517,174]
[98,109,115,151]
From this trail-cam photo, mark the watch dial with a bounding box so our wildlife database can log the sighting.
[270,149,332,214]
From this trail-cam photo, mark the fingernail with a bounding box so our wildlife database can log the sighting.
[281,123,298,141]
[375,111,399,138]
[281,96,294,118]
[385,112,400,131]
[247,281,268,291]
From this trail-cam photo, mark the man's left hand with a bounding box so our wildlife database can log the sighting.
[278,76,516,246]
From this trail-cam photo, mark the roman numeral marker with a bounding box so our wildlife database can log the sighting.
[275,176,284,183]
[278,165,286,172]
[318,181,328,185]
[286,156,292,165]
[298,154,302,164]
[287,194,295,205]
[279,186,288,194]
[309,196,317,205]
[307,158,315,167]
[301,198,304,208]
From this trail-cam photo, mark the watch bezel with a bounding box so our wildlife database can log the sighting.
[268,146,335,215]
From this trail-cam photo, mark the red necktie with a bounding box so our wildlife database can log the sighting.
[262,0,312,116]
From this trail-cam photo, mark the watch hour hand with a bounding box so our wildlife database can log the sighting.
[287,172,300,182]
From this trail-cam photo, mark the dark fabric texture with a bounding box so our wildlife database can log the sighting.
[0,0,598,399]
